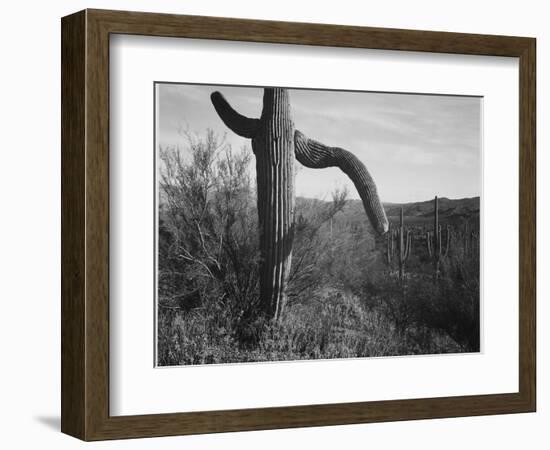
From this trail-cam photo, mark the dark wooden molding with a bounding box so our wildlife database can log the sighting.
[518,38,536,411]
[61,9,536,441]
[61,10,86,439]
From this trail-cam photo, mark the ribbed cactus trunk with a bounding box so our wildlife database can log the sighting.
[397,208,411,280]
[386,207,411,280]
[253,89,295,318]
[426,196,450,280]
[211,87,389,321]
[211,88,294,318]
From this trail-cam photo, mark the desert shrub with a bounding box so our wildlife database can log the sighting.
[157,131,369,362]
[436,242,480,351]
[157,130,480,365]
[158,130,261,340]
[362,254,479,354]
[158,283,467,366]
[157,305,241,365]
[287,190,348,300]
[359,273,461,355]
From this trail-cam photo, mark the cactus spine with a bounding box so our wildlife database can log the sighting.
[386,207,411,280]
[426,196,450,279]
[211,88,389,320]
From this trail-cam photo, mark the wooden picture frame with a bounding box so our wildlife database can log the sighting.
[61,9,536,441]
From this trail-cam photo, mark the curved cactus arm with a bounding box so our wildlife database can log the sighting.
[426,231,433,257]
[210,91,261,139]
[294,130,389,235]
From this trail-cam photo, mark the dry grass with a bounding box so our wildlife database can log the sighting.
[157,287,463,366]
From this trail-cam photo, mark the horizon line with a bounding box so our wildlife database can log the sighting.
[296,194,480,204]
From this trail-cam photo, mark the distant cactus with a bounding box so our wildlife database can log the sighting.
[386,207,412,280]
[462,222,479,257]
[469,230,479,256]
[426,196,450,279]
[211,87,389,320]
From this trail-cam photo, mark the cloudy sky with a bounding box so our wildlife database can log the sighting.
[156,83,481,203]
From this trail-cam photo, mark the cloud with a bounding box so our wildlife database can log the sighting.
[157,83,481,202]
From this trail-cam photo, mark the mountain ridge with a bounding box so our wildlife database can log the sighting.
[296,195,480,226]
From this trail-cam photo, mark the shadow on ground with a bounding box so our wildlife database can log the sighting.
[34,416,60,431]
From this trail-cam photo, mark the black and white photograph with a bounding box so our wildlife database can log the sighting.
[1,1,542,447]
[155,83,481,366]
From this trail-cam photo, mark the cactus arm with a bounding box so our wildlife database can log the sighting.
[437,225,443,259]
[294,129,389,235]
[404,229,411,261]
[444,225,451,258]
[386,229,393,265]
[210,91,260,139]
[426,231,432,257]
[400,208,411,262]
[434,196,439,261]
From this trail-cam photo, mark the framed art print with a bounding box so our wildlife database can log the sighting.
[61,9,536,440]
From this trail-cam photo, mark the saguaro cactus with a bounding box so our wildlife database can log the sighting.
[386,207,412,280]
[462,222,479,258]
[426,196,450,279]
[211,88,388,320]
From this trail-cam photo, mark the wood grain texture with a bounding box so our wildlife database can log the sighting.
[85,9,111,440]
[518,38,536,410]
[61,10,86,439]
[61,8,537,441]
[88,8,532,56]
